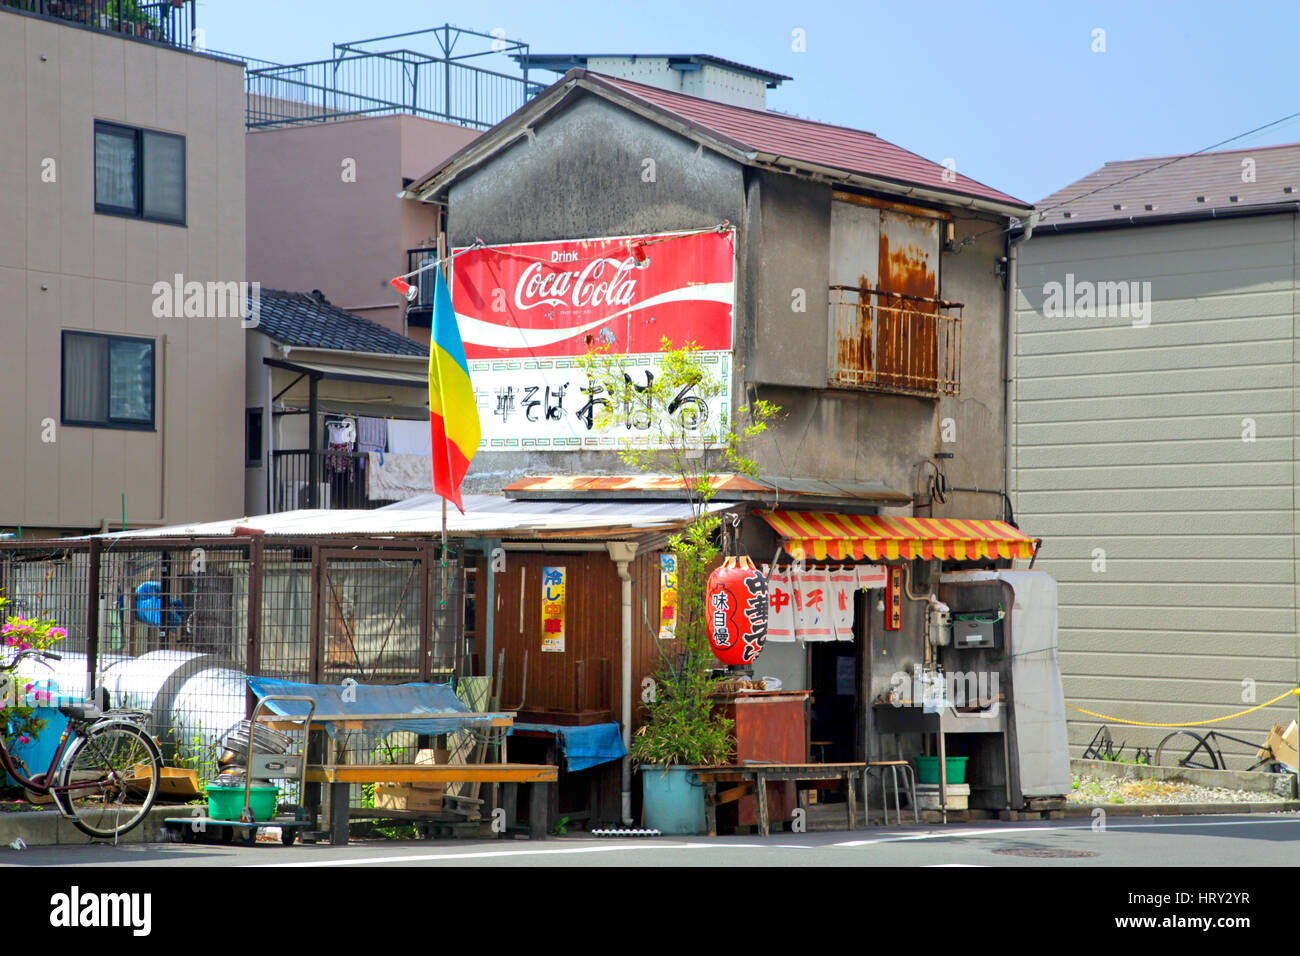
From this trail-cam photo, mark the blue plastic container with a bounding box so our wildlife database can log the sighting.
[641,765,707,835]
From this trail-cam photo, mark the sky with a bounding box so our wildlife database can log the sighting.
[196,0,1300,204]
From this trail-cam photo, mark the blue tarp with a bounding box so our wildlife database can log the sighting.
[510,722,626,773]
[247,677,512,738]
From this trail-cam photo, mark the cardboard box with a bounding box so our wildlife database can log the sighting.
[373,782,446,812]
[371,748,454,811]
[1261,721,1298,771]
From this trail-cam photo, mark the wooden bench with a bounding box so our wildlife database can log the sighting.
[306,763,559,843]
[691,763,867,836]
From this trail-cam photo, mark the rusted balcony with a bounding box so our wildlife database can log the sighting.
[828,285,962,397]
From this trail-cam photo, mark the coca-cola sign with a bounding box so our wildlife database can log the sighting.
[452,231,734,359]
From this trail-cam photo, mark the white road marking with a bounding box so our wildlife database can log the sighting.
[250,815,1300,866]
[832,816,1300,847]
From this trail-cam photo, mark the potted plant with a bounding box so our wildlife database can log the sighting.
[581,337,778,833]
[0,596,66,788]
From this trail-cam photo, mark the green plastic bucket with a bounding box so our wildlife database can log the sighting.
[205,784,279,822]
[913,756,968,785]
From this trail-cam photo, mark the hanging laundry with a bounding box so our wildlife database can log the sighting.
[326,417,356,446]
[356,416,388,455]
[387,419,432,455]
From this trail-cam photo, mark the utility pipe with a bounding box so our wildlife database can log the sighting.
[607,540,638,825]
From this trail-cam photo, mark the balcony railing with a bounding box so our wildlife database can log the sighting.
[271,449,384,511]
[403,248,440,323]
[4,0,197,49]
[828,285,962,397]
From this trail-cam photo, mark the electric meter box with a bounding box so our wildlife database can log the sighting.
[952,613,1002,649]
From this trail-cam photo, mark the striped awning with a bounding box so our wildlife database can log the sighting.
[759,510,1038,561]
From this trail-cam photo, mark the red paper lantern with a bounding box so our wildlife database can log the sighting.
[706,556,769,666]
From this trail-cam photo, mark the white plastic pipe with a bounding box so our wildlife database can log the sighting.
[606,541,638,825]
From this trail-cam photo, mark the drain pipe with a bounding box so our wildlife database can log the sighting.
[607,540,638,826]
[1004,212,1038,520]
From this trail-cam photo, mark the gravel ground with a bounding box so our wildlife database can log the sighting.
[1069,773,1287,805]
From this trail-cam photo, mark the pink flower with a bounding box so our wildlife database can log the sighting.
[24,684,32,693]
[17,735,30,745]
[33,691,50,704]
[47,627,67,640]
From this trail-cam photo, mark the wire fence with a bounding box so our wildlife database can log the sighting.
[0,538,464,790]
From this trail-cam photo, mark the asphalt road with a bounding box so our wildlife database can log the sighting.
[5,812,1298,867]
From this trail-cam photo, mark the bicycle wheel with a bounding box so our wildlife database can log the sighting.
[54,721,161,840]
[1154,730,1220,770]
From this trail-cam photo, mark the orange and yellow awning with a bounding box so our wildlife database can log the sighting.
[759,510,1038,561]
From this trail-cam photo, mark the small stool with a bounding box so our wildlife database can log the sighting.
[866,760,919,826]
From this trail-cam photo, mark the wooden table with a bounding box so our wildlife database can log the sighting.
[691,763,866,836]
[262,712,554,843]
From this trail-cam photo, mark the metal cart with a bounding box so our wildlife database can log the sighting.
[164,695,318,847]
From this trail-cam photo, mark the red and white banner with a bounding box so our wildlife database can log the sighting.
[763,565,886,642]
[452,231,734,359]
[453,230,735,452]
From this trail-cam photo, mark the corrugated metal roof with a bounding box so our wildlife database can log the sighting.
[82,495,732,541]
[590,72,1030,210]
[502,473,911,505]
[1032,142,1300,230]
[407,70,1031,213]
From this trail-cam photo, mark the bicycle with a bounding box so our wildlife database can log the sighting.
[1,651,162,840]
[1154,728,1288,773]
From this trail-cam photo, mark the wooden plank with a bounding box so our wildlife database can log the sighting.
[306,763,558,785]
[755,771,770,837]
[262,714,515,731]
[529,782,549,840]
[709,783,755,807]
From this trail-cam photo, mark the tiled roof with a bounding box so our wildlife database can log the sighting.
[252,289,428,356]
[1033,142,1300,229]
[589,72,1030,209]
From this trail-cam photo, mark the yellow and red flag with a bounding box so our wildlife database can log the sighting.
[428,267,480,511]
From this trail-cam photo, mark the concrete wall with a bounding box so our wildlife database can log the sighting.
[1014,212,1300,762]
[0,13,245,532]
[446,91,745,492]
[246,114,477,333]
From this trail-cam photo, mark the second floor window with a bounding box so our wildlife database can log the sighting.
[62,331,156,430]
[94,121,186,225]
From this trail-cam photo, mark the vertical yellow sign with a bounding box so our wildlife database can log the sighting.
[659,553,678,640]
[541,566,566,653]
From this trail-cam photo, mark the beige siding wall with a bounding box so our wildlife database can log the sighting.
[0,13,246,532]
[1014,213,1299,762]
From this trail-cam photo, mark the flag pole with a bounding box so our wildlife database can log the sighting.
[437,231,456,680]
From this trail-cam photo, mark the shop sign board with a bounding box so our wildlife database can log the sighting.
[451,231,735,451]
[541,566,566,653]
[659,553,678,640]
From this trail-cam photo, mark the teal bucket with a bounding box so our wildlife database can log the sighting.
[913,756,968,785]
[205,784,279,822]
[641,766,706,835]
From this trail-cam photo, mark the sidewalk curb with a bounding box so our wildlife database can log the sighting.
[0,805,182,849]
[1065,801,1300,818]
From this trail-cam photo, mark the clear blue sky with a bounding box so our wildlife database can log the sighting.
[198,0,1300,204]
